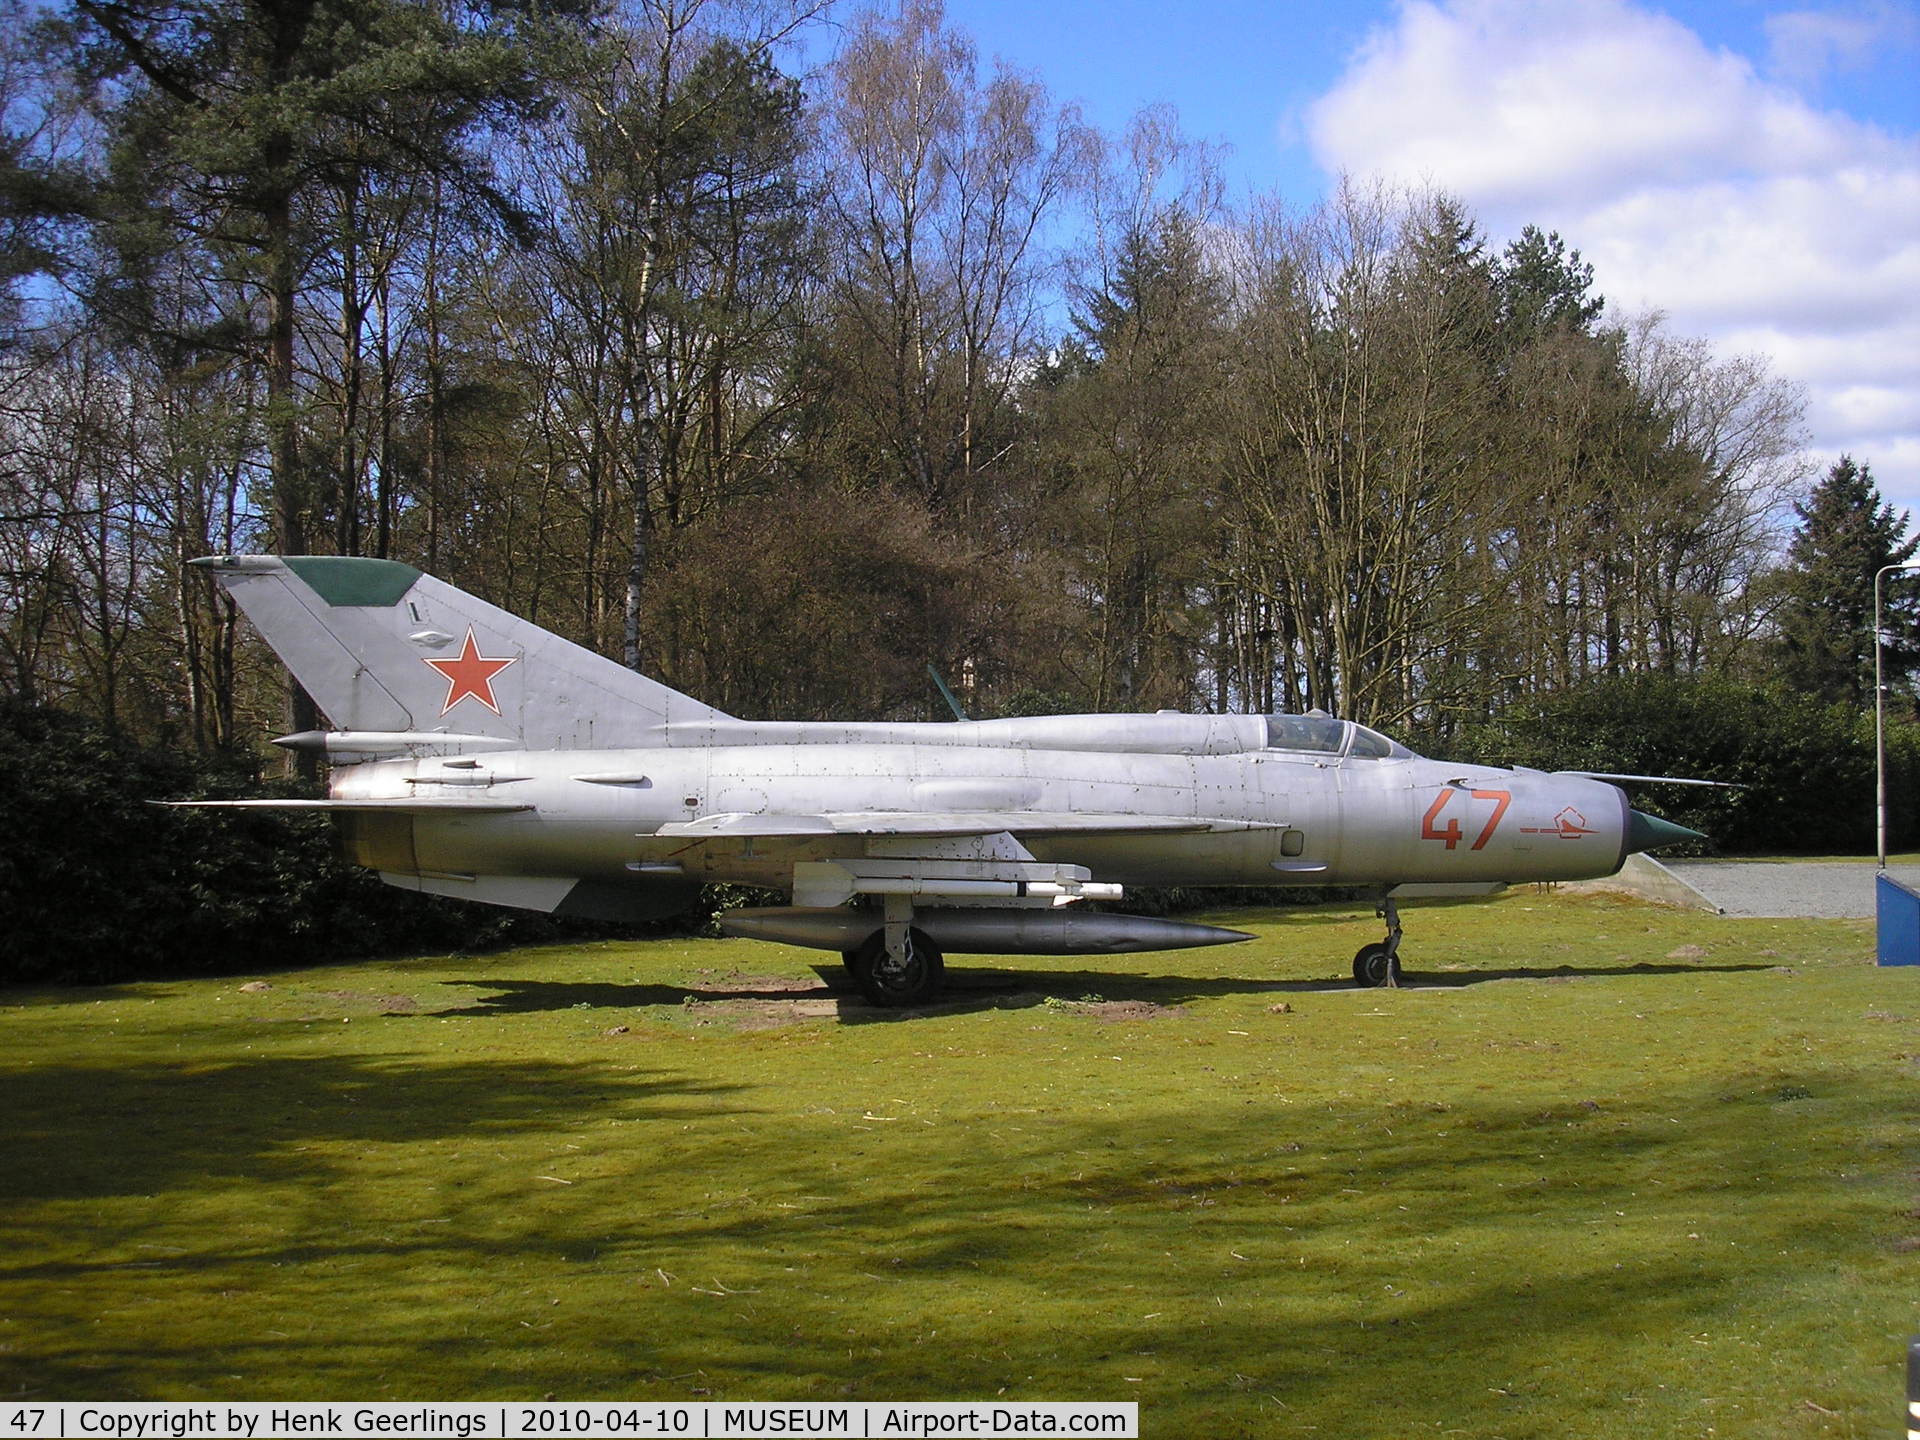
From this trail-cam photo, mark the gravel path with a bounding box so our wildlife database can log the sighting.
[1663,860,1920,918]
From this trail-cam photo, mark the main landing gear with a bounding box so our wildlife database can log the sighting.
[842,895,945,1007]
[842,927,945,1007]
[1352,895,1404,988]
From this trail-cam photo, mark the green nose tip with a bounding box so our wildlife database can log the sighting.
[1628,809,1705,853]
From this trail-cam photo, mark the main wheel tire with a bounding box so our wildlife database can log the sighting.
[848,929,946,1007]
[1353,942,1403,988]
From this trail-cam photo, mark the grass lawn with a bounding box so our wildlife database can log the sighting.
[2,889,1915,1437]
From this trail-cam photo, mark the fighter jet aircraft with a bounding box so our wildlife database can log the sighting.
[180,554,1702,1005]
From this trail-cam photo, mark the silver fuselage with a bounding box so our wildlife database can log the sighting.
[329,712,1635,894]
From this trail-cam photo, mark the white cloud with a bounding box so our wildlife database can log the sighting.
[1305,0,1920,513]
[1765,4,1920,90]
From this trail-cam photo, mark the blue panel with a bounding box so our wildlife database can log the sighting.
[1909,1336,1920,1423]
[1875,873,1920,966]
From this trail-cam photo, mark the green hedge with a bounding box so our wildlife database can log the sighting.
[1421,676,1918,856]
[0,702,644,985]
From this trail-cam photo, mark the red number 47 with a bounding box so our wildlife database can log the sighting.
[1421,788,1511,851]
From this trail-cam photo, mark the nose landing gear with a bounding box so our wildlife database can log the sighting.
[1352,896,1404,988]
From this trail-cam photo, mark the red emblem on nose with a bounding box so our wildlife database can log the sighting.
[424,627,517,715]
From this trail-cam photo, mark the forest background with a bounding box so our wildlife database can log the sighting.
[3,0,1917,981]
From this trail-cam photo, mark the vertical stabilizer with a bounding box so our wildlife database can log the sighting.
[194,555,729,748]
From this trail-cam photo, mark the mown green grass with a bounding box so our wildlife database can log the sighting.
[2,890,1915,1437]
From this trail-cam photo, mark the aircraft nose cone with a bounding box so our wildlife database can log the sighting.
[1627,809,1705,853]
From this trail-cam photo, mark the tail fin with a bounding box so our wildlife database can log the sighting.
[194,555,729,749]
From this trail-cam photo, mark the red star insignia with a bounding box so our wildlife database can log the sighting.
[424,627,518,716]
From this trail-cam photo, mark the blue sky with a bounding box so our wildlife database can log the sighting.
[909,0,1376,203]
[805,0,1920,520]
[923,0,1918,200]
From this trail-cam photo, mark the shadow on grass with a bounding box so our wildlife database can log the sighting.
[0,983,182,1010]
[431,978,839,1015]
[929,958,1782,995]
[825,959,1786,1022]
[1385,959,1782,988]
[0,1053,749,1205]
[8,1068,1878,1413]
[524,1075,1883,1416]
[415,956,1787,1027]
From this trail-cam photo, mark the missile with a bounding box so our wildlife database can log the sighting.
[718,906,1254,956]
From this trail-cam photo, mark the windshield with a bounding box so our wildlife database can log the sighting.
[1263,714,1347,754]
[1348,725,1397,759]
[1263,715,1406,759]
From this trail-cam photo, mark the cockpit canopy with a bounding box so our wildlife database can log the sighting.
[1263,714,1407,760]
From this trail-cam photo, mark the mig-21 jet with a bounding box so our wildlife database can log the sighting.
[179,555,1703,1005]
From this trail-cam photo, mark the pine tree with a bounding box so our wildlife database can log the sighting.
[1493,224,1603,340]
[64,0,578,555]
[1775,456,1920,709]
[60,0,579,765]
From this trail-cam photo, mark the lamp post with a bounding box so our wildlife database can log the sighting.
[1874,562,1920,868]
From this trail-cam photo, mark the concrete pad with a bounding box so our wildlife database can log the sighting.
[1662,860,1920,919]
[1565,853,1722,911]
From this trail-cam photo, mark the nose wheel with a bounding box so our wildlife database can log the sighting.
[1353,897,1404,988]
